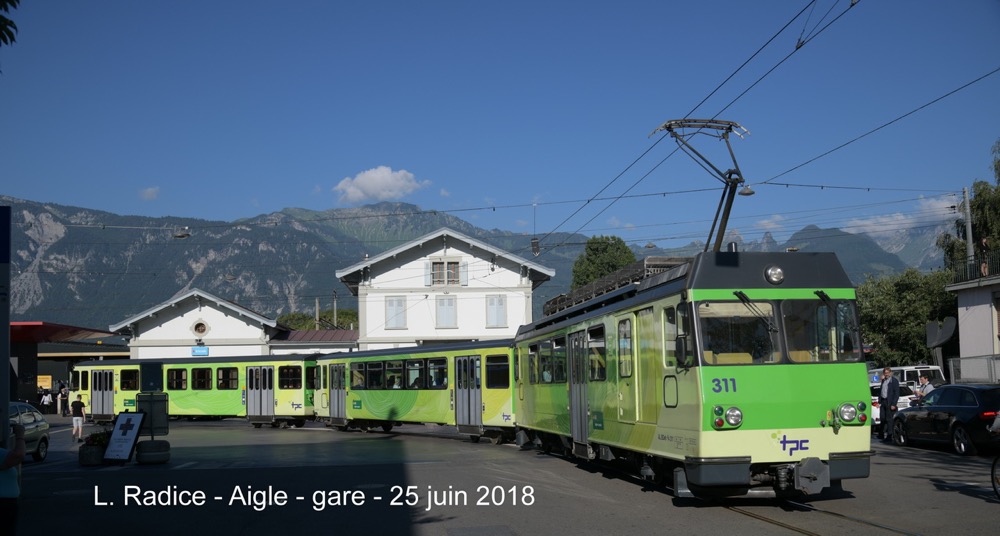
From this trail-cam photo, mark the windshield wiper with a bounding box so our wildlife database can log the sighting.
[734,291,778,333]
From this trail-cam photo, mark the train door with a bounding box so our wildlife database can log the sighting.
[329,363,347,425]
[455,355,483,436]
[91,369,115,422]
[246,366,275,425]
[617,316,637,423]
[567,330,592,458]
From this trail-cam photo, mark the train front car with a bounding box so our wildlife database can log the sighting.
[676,251,872,498]
[513,251,872,500]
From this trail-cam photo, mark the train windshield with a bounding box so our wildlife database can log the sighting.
[696,298,862,365]
[781,299,862,363]
[697,301,782,365]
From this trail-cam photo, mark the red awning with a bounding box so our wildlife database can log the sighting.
[10,321,113,344]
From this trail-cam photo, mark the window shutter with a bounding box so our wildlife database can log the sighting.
[460,262,469,286]
[424,261,432,286]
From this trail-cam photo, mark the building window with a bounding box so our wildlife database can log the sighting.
[486,295,507,328]
[436,295,457,328]
[217,367,239,390]
[386,296,407,329]
[432,261,461,285]
[192,368,212,390]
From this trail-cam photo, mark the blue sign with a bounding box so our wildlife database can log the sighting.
[191,346,209,356]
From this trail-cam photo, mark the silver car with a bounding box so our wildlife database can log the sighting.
[8,401,51,462]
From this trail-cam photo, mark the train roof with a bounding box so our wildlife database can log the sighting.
[317,339,515,361]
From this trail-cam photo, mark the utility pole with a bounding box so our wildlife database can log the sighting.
[2,206,11,431]
[332,290,338,328]
[314,297,320,331]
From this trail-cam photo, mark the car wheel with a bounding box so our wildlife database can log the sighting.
[32,437,48,462]
[951,425,977,456]
[892,420,908,446]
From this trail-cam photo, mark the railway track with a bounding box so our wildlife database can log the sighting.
[721,500,922,536]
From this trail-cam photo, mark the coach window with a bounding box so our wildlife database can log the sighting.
[618,318,633,377]
[350,363,366,390]
[217,367,238,390]
[386,361,403,389]
[406,360,426,389]
[167,369,187,390]
[306,365,319,390]
[428,358,448,388]
[588,327,606,381]
[192,368,212,390]
[663,306,677,368]
[279,366,302,389]
[552,337,567,383]
[120,370,139,391]
[72,370,88,391]
[485,355,510,389]
[528,345,538,384]
[366,362,384,389]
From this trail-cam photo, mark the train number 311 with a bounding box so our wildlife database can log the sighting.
[711,378,738,393]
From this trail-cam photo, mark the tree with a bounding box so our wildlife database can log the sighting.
[856,269,956,367]
[570,235,636,289]
[0,0,18,48]
[937,138,1000,271]
[277,309,358,331]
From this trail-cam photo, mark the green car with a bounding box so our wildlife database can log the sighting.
[8,401,51,462]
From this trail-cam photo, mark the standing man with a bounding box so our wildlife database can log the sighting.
[878,367,900,442]
[70,395,87,443]
[913,373,935,400]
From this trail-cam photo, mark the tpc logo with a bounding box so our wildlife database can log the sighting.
[779,434,810,457]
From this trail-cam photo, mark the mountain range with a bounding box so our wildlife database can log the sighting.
[2,195,946,330]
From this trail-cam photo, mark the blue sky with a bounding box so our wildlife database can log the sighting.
[1,1,998,250]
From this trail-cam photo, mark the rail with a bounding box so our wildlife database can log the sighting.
[949,249,1000,284]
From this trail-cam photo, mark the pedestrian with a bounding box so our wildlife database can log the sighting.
[59,387,70,417]
[1,423,27,531]
[979,237,990,277]
[877,367,900,442]
[913,372,935,400]
[40,390,53,415]
[71,395,87,442]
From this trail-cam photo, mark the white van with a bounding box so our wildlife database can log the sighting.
[867,364,946,389]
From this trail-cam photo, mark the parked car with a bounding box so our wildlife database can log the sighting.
[891,384,1000,455]
[870,383,916,428]
[7,401,51,462]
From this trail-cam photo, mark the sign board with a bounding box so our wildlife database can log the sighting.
[136,392,170,437]
[191,346,209,356]
[104,412,145,463]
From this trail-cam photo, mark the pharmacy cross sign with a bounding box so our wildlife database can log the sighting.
[118,417,137,436]
[104,412,145,462]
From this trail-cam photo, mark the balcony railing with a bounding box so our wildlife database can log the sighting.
[949,249,1000,285]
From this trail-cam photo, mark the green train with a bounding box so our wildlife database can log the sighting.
[314,340,516,444]
[70,355,318,427]
[513,252,873,498]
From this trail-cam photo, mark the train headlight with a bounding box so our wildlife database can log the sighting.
[838,403,858,422]
[725,407,743,427]
[764,265,784,285]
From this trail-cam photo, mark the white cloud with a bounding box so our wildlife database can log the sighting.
[845,197,956,238]
[333,166,430,203]
[139,187,160,201]
[756,214,786,232]
[439,188,450,197]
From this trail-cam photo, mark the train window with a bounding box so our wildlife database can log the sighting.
[539,342,553,383]
[428,358,447,389]
[699,301,779,365]
[217,367,239,390]
[167,369,187,390]
[73,370,88,391]
[386,361,403,389]
[528,345,538,384]
[366,362,384,389]
[350,363,366,390]
[406,360,426,389]
[120,370,139,391]
[485,355,509,389]
[306,366,319,390]
[618,318,633,377]
[192,368,212,390]
[552,338,567,383]
[279,366,303,389]
[588,327,607,381]
[663,307,677,368]
[781,299,861,363]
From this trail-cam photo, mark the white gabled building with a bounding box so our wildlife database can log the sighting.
[336,228,555,351]
[109,289,357,359]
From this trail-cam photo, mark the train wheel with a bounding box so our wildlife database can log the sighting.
[252,423,263,429]
[469,435,481,443]
[381,424,394,433]
[293,419,306,428]
[489,434,504,445]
